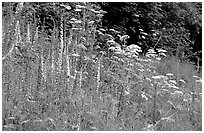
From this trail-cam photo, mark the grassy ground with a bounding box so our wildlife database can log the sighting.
[2,3,202,131]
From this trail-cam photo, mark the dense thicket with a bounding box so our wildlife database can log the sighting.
[99,2,202,65]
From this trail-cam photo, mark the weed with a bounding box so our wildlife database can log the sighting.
[2,2,202,131]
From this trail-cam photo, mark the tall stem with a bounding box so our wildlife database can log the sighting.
[58,13,64,72]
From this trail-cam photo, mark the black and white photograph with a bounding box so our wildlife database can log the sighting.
[1,2,202,131]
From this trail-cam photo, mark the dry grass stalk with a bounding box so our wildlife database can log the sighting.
[16,20,22,44]
[26,23,31,43]
[51,28,57,77]
[41,48,46,82]
[96,53,104,95]
[58,16,64,72]
[34,27,39,44]
[66,30,73,78]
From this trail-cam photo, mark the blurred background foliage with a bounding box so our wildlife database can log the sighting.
[99,2,202,65]
[2,2,202,66]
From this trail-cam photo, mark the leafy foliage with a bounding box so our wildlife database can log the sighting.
[2,2,202,131]
[99,2,202,66]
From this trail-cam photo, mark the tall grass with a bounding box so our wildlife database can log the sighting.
[2,2,202,131]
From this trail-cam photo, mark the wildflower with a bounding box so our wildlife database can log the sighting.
[97,30,104,35]
[60,4,71,10]
[153,33,157,36]
[141,93,148,100]
[147,48,156,54]
[168,84,179,89]
[166,73,174,76]
[169,80,177,85]
[99,28,106,32]
[109,29,115,32]
[74,20,82,24]
[71,27,82,31]
[159,53,167,57]
[99,10,107,14]
[75,8,82,12]
[156,57,161,60]
[90,9,100,14]
[146,78,151,82]
[76,5,85,9]
[106,34,114,40]
[141,36,146,39]
[195,79,202,83]
[193,75,199,78]
[88,20,95,25]
[179,79,186,83]
[71,53,80,57]
[157,48,167,53]
[126,44,141,52]
[96,14,104,17]
[120,35,129,42]
[146,53,157,58]
[108,46,116,51]
[70,18,77,21]
[162,89,169,92]
[171,90,183,96]
[152,75,168,80]
[107,40,115,43]
[140,32,148,36]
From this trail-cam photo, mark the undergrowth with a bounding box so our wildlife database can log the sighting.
[2,2,202,131]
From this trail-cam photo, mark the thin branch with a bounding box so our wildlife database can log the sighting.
[153,35,162,49]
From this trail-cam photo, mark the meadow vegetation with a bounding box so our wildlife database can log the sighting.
[2,2,202,131]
